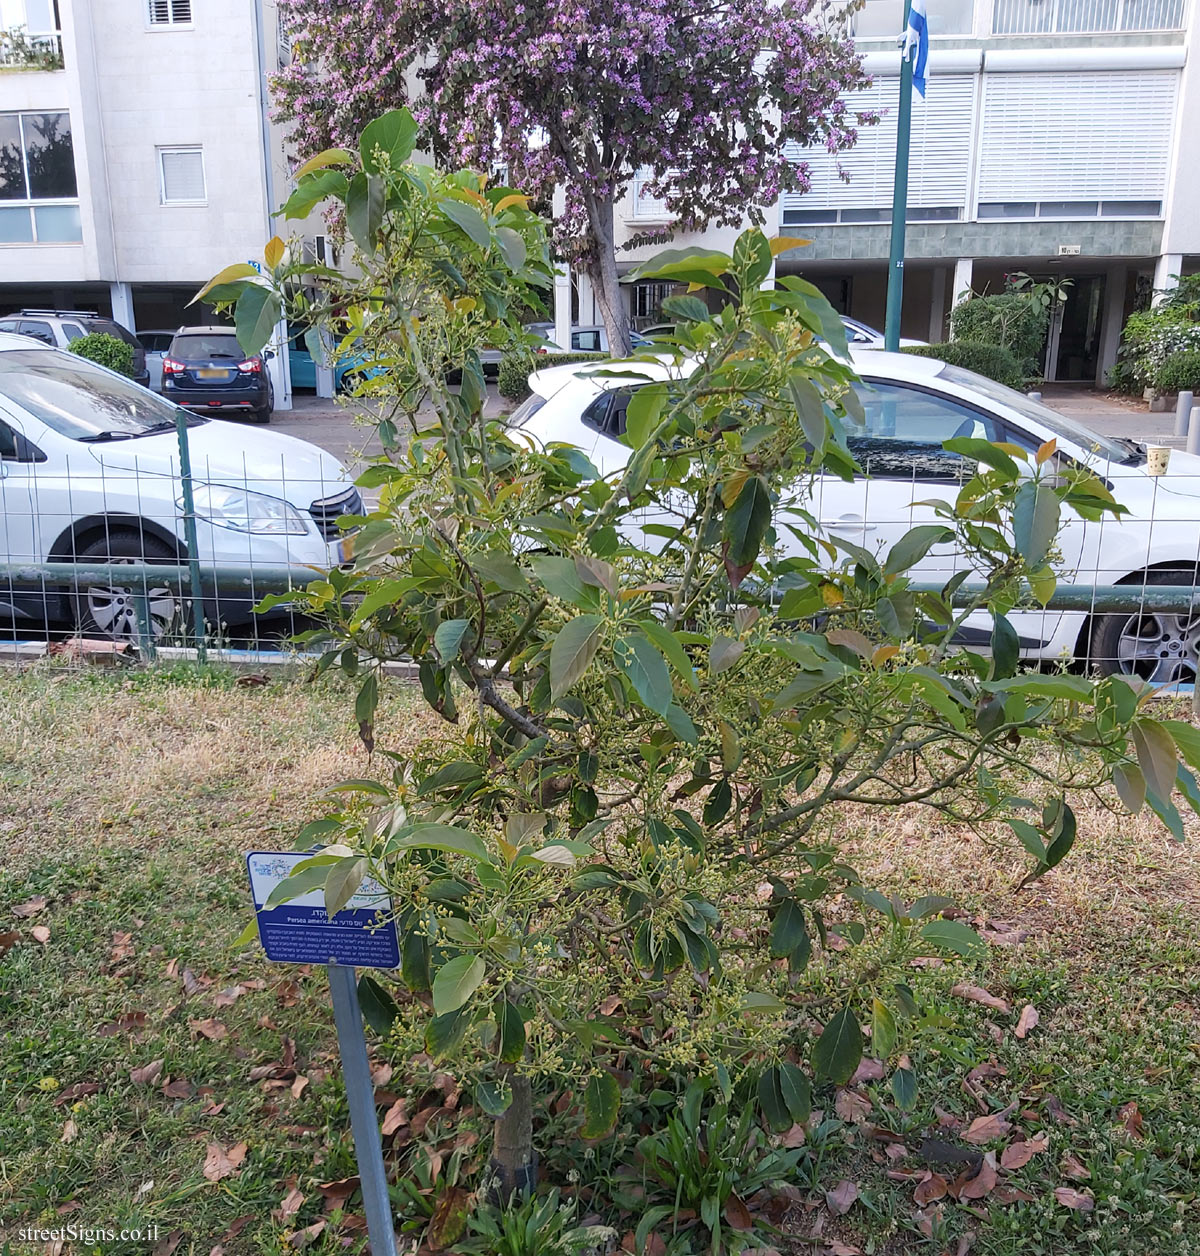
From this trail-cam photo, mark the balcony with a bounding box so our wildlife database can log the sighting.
[0,1,62,70]
[992,0,1184,32]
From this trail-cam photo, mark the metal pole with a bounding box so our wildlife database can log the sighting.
[1175,390,1194,440]
[132,592,157,662]
[884,0,915,354]
[173,410,209,663]
[1188,406,1200,457]
[327,963,397,1256]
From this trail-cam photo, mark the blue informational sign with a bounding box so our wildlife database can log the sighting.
[245,851,400,969]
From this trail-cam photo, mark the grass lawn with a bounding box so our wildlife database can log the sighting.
[0,664,1198,1255]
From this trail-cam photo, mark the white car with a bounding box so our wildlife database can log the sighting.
[840,315,926,350]
[512,350,1200,684]
[0,334,355,641]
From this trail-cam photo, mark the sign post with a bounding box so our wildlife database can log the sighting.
[245,852,400,1256]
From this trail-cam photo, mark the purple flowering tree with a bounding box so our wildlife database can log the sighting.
[274,0,869,354]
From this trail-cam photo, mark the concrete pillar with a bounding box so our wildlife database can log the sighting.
[554,261,572,353]
[576,270,596,328]
[928,266,948,343]
[1153,253,1183,302]
[109,281,135,331]
[950,258,974,332]
[267,315,292,412]
[1095,264,1127,389]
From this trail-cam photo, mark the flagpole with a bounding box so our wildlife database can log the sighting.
[884,0,915,353]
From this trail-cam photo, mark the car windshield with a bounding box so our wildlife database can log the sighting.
[172,334,243,359]
[0,349,203,440]
[934,365,1140,465]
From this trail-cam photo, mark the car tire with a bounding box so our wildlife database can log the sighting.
[251,405,272,424]
[73,530,183,645]
[1088,567,1199,684]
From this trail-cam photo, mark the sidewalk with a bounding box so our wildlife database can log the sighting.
[1039,385,1183,446]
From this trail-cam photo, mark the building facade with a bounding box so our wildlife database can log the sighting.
[612,0,1199,386]
[0,0,294,401]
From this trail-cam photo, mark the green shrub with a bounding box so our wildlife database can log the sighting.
[498,349,606,401]
[68,332,135,378]
[1153,350,1200,394]
[949,293,1049,376]
[1115,297,1200,391]
[900,340,1025,390]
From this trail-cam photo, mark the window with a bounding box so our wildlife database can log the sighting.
[581,388,637,439]
[848,380,998,480]
[992,0,1184,33]
[158,146,206,204]
[147,0,191,25]
[61,321,83,341]
[0,417,17,459]
[0,110,79,243]
[572,329,602,352]
[17,319,53,343]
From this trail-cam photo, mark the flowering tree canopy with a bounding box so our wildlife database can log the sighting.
[273,0,870,353]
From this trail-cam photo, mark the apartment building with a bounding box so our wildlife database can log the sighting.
[0,0,294,401]
[614,0,1199,387]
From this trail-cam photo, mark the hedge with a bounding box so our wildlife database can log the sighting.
[498,350,607,401]
[68,332,135,378]
[900,341,1025,391]
[1153,350,1200,395]
[949,293,1049,377]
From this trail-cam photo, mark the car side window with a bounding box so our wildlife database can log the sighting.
[573,330,601,352]
[62,323,85,342]
[848,380,999,481]
[0,417,17,459]
[18,320,54,344]
[581,392,613,436]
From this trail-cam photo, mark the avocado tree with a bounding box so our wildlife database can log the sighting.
[212,112,1198,1231]
[272,0,871,355]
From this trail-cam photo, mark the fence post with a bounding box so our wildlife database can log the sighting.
[1188,407,1200,457]
[173,411,208,663]
[1176,390,1194,440]
[131,589,158,662]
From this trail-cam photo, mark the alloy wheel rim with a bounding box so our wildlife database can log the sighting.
[1114,611,1200,686]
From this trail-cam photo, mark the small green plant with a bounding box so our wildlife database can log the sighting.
[1152,349,1200,394]
[0,24,63,70]
[498,348,606,401]
[949,292,1049,378]
[624,1079,803,1255]
[68,332,135,378]
[460,1189,616,1256]
[900,340,1025,389]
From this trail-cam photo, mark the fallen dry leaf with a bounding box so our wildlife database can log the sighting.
[826,1243,863,1256]
[12,895,47,917]
[370,1062,393,1087]
[1054,1186,1095,1211]
[277,1186,305,1220]
[724,1193,753,1231]
[109,931,135,962]
[992,1184,1037,1204]
[130,1059,165,1086]
[221,1215,254,1242]
[1118,1101,1144,1138]
[31,924,50,944]
[60,1119,78,1143]
[213,985,243,1009]
[850,1058,886,1084]
[951,983,1011,1014]
[290,1075,309,1100]
[835,1088,873,1124]
[316,1175,359,1203]
[162,1078,192,1100]
[953,1152,998,1201]
[381,1099,408,1136]
[1014,1004,1040,1039]
[237,672,270,687]
[199,1100,226,1117]
[962,1108,1013,1145]
[966,1061,1007,1086]
[825,1179,859,1215]
[0,930,20,956]
[599,994,622,1016]
[1000,1131,1049,1169]
[202,1141,248,1183]
[783,1122,807,1148]
[189,1018,228,1041]
[54,1082,99,1107]
[1061,1152,1091,1180]
[1044,1095,1078,1126]
[151,1231,183,1256]
[914,1172,948,1205]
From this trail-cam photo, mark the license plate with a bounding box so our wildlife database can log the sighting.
[197,368,230,379]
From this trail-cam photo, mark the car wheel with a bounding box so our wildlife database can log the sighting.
[73,531,182,644]
[1089,568,1199,684]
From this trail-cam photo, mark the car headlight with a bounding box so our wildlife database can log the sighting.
[180,484,310,535]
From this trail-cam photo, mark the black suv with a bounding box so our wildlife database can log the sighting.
[0,309,149,387]
[162,326,274,423]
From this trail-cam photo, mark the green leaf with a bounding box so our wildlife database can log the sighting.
[476,1078,512,1117]
[1043,800,1077,869]
[472,552,529,594]
[1146,783,1185,841]
[943,437,1020,479]
[722,474,772,568]
[891,1066,918,1111]
[495,226,526,271]
[778,1063,812,1124]
[432,954,486,1015]
[637,620,698,691]
[496,1000,526,1063]
[280,170,352,220]
[550,614,604,700]
[757,1067,789,1132]
[616,634,673,716]
[709,636,745,675]
[919,919,987,961]
[359,108,418,174]
[1012,481,1060,569]
[425,1007,471,1059]
[739,991,786,1014]
[659,294,710,323]
[324,855,367,917]
[264,863,329,908]
[581,1072,620,1138]
[1176,763,1200,820]
[355,673,378,729]
[871,998,898,1058]
[439,197,491,248]
[770,898,807,958]
[434,618,471,664]
[1164,718,1200,774]
[529,554,590,606]
[1132,718,1178,804]
[358,974,400,1035]
[386,823,488,860]
[812,1007,863,1085]
[230,918,258,949]
[662,702,699,745]
[622,383,666,449]
[884,525,953,576]
[1008,818,1047,863]
[985,674,1094,702]
[346,172,385,252]
[1113,762,1146,813]
[990,613,1019,681]
[234,285,282,357]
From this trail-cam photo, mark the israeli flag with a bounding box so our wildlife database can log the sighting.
[902,0,929,98]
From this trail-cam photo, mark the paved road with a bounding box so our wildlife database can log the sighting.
[268,384,1178,472]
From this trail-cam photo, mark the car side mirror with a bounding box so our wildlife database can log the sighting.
[263,349,276,361]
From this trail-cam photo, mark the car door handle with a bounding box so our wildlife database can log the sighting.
[822,515,876,532]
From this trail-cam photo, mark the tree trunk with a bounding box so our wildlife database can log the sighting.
[583,193,632,358]
[488,1066,536,1201]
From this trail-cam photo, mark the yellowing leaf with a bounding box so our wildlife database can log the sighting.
[1036,438,1058,465]
[453,296,477,313]
[264,236,286,269]
[292,147,355,180]
[495,193,530,213]
[872,645,900,667]
[769,235,811,256]
[820,583,844,607]
[191,263,260,305]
